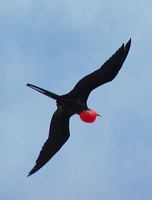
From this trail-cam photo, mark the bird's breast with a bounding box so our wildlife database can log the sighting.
[57,96,87,114]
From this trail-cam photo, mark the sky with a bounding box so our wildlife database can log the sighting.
[0,0,152,199]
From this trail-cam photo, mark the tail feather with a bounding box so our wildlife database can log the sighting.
[26,83,60,100]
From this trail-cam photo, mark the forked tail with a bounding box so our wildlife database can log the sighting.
[26,83,60,100]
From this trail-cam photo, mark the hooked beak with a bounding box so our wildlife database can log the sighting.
[97,114,101,117]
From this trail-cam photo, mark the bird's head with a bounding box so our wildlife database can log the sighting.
[79,109,100,123]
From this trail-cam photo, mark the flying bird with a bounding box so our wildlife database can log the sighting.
[27,39,131,176]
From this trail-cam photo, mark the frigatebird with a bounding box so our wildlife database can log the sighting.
[27,39,131,176]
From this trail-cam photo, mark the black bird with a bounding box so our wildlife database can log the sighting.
[27,39,131,176]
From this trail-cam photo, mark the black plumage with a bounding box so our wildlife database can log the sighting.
[27,39,131,176]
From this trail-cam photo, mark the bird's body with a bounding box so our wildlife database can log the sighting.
[27,39,131,176]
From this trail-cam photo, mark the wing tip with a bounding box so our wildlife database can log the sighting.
[27,166,38,177]
[120,38,131,50]
[121,38,131,51]
[27,170,34,177]
[126,38,131,48]
[27,172,32,177]
[116,39,131,60]
[26,83,30,87]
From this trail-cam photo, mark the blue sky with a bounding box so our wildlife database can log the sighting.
[0,0,152,199]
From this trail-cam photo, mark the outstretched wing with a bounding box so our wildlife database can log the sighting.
[67,39,131,101]
[28,107,71,176]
